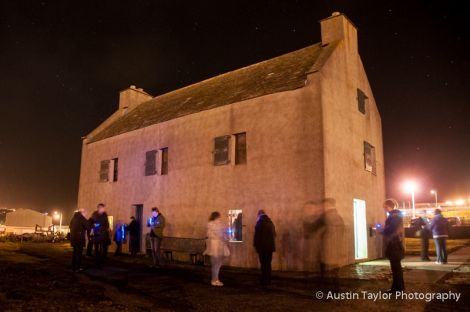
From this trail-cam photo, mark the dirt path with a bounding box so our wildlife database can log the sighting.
[1,242,469,311]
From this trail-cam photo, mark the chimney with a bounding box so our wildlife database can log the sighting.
[320,12,358,53]
[119,85,152,110]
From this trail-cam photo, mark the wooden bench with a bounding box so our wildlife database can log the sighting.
[146,235,206,265]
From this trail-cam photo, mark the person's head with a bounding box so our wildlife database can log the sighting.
[151,207,159,217]
[383,199,398,212]
[209,211,221,221]
[130,216,135,221]
[257,210,266,217]
[434,208,442,215]
[78,208,86,217]
[97,203,106,214]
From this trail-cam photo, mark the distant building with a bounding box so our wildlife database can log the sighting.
[78,13,385,270]
[5,208,52,234]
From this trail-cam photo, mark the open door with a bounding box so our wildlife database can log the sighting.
[353,199,368,260]
[132,204,144,253]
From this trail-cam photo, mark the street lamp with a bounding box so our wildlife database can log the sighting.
[403,180,418,218]
[53,211,63,234]
[430,190,438,208]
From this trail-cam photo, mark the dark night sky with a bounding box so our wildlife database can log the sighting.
[0,1,469,215]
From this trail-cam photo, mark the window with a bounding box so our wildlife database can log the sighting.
[145,150,157,176]
[228,209,243,242]
[234,132,247,165]
[214,136,230,165]
[364,141,376,174]
[99,160,110,182]
[160,148,168,175]
[112,158,119,182]
[357,89,368,114]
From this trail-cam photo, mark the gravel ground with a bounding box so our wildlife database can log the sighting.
[0,242,469,312]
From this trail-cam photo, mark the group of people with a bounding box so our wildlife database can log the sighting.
[69,204,276,287]
[204,209,276,287]
[70,200,449,290]
[69,203,141,272]
[380,199,449,293]
[411,209,449,264]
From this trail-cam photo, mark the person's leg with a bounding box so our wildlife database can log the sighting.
[420,235,428,259]
[72,246,78,271]
[86,239,93,256]
[433,238,441,262]
[211,256,221,282]
[94,243,101,266]
[150,237,157,265]
[423,235,429,259]
[115,242,121,255]
[390,258,404,291]
[76,246,83,270]
[266,252,272,285]
[156,236,164,266]
[259,252,269,285]
[442,238,448,263]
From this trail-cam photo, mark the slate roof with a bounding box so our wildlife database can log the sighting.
[89,41,337,143]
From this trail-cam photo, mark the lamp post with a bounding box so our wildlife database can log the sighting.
[403,181,418,218]
[430,190,438,208]
[53,211,63,234]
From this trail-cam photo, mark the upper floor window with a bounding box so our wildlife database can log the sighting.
[357,89,368,115]
[99,160,110,182]
[214,136,230,165]
[99,158,118,182]
[160,148,169,175]
[364,141,376,175]
[234,132,247,165]
[112,158,119,182]
[145,150,157,176]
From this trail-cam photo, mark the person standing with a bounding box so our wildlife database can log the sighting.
[254,210,276,286]
[127,216,140,257]
[380,199,405,292]
[429,209,449,264]
[114,222,126,256]
[147,207,166,267]
[204,211,229,287]
[69,208,90,272]
[90,203,110,268]
[411,216,431,261]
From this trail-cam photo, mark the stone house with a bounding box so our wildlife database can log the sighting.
[78,13,385,270]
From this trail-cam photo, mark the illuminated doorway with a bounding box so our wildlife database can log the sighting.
[353,199,368,260]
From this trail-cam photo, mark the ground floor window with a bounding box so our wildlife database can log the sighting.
[228,209,243,242]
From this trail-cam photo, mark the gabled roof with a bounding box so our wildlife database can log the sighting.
[89,41,338,143]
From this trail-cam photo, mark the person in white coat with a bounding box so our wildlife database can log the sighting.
[204,211,229,286]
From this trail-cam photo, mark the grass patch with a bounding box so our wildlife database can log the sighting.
[405,238,470,255]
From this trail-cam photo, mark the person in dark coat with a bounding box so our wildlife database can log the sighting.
[127,217,140,256]
[147,207,166,267]
[69,209,91,272]
[89,203,110,267]
[380,199,405,292]
[428,209,449,264]
[254,210,276,286]
[411,216,431,261]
